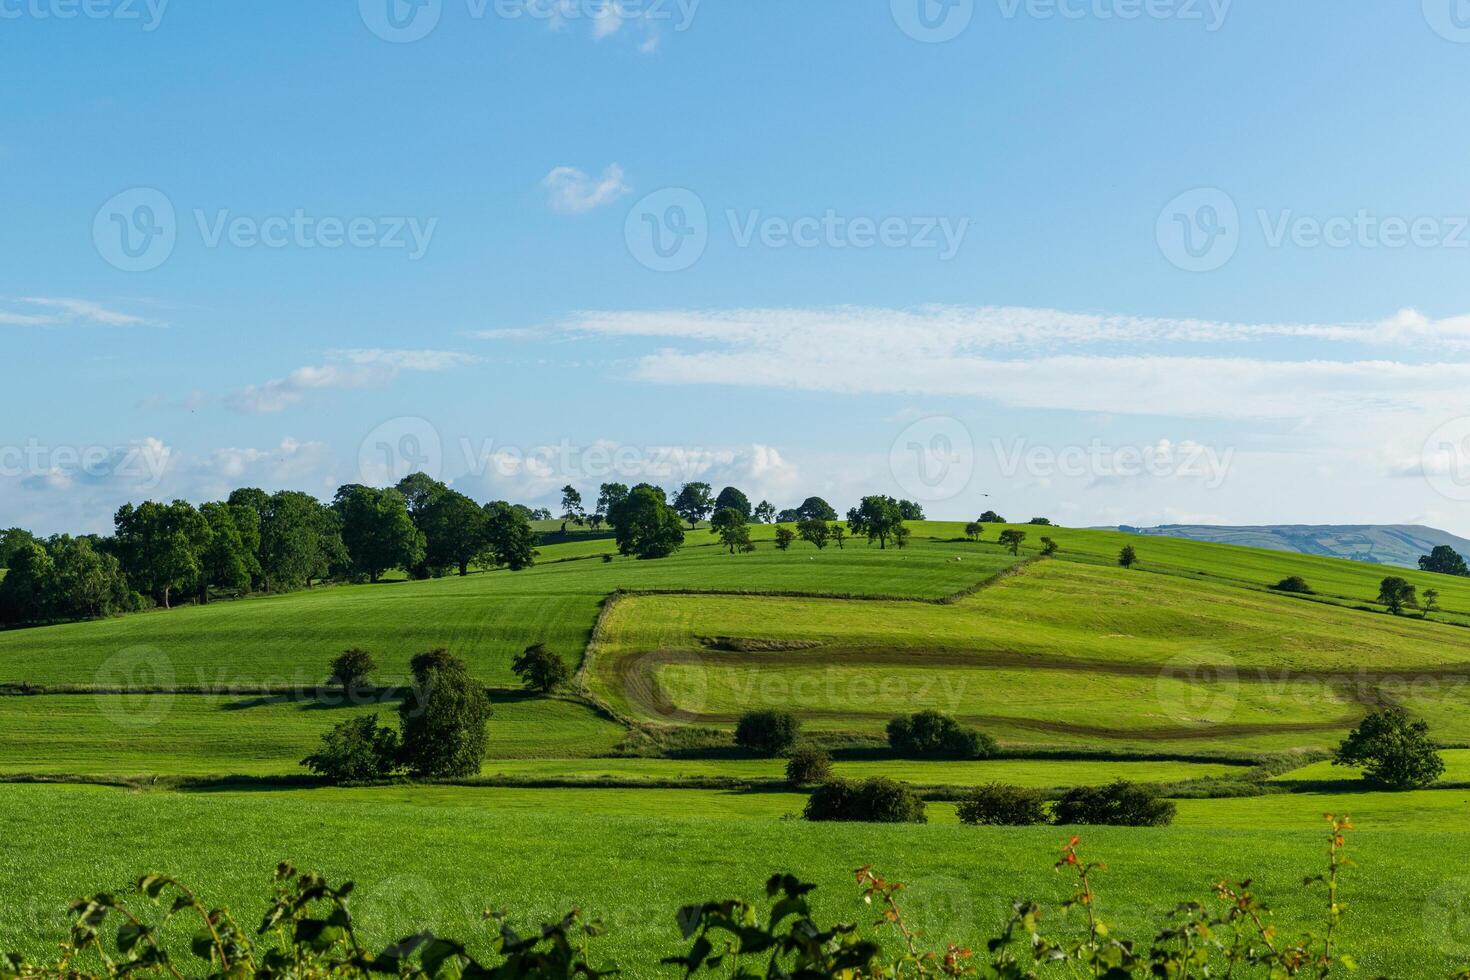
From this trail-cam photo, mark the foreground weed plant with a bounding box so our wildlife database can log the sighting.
[2,817,1438,979]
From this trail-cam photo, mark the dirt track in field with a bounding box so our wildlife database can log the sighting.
[601,644,1467,740]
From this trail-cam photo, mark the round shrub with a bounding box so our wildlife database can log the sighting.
[1051,780,1175,827]
[886,710,997,759]
[1272,576,1313,594]
[328,648,377,691]
[301,715,399,783]
[785,747,833,786]
[803,777,926,824]
[734,709,801,756]
[956,783,1048,826]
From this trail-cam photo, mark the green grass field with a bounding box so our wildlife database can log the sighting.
[0,783,1464,977]
[4,523,1470,976]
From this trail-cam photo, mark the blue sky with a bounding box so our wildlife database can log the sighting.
[7,0,1470,535]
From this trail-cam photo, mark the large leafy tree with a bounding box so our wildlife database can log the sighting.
[559,485,585,527]
[753,500,776,524]
[0,527,39,569]
[395,472,449,518]
[419,490,489,576]
[714,486,752,520]
[897,499,925,521]
[0,541,56,623]
[258,491,345,590]
[1418,545,1470,577]
[846,495,904,549]
[398,649,492,778]
[673,482,715,528]
[795,497,837,522]
[608,484,685,559]
[198,501,257,601]
[333,485,425,583]
[1334,708,1445,789]
[596,482,629,522]
[481,500,539,571]
[113,500,210,608]
[48,535,135,620]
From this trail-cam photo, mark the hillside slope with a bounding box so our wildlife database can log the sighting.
[1107,523,1470,568]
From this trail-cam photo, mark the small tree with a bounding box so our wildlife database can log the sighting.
[978,510,1006,523]
[1051,780,1175,827]
[398,649,492,778]
[893,526,911,550]
[1424,588,1441,615]
[1028,517,1052,526]
[774,527,796,551]
[511,643,571,693]
[956,783,1048,826]
[803,777,926,824]
[1378,576,1416,615]
[887,710,995,759]
[301,715,399,783]
[1040,536,1058,557]
[796,518,830,550]
[1272,576,1313,594]
[734,709,800,755]
[559,485,585,527]
[753,500,776,524]
[830,523,847,549]
[673,482,715,529]
[1333,708,1445,789]
[785,747,833,786]
[1118,544,1138,569]
[964,522,983,542]
[710,507,752,555]
[328,648,377,692]
[998,529,1026,556]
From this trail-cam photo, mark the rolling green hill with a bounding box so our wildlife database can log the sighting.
[1109,522,1470,569]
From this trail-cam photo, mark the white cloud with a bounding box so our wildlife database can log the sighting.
[540,163,631,214]
[226,349,479,415]
[554,305,1470,424]
[1,297,154,327]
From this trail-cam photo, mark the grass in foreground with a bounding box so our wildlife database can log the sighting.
[0,783,1463,978]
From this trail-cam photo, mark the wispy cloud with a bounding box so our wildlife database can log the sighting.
[226,349,479,415]
[540,164,631,214]
[553,305,1470,424]
[1,297,155,327]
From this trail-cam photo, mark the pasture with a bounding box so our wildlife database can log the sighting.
[3,523,1470,977]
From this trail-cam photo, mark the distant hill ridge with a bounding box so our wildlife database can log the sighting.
[1104,523,1470,569]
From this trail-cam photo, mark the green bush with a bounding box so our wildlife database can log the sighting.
[956,782,1048,826]
[1271,576,1313,594]
[785,747,833,786]
[327,648,377,690]
[300,715,399,782]
[734,709,800,755]
[1333,707,1445,789]
[886,710,996,759]
[1051,780,1175,827]
[397,649,492,778]
[511,643,572,693]
[803,777,926,824]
